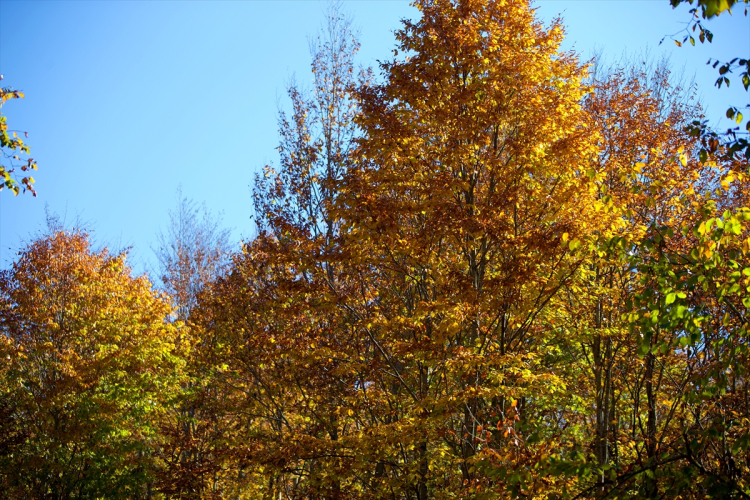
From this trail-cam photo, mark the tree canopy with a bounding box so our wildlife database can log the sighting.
[0,229,186,498]
[1,0,750,498]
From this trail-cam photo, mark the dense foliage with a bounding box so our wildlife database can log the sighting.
[0,230,185,498]
[2,0,750,498]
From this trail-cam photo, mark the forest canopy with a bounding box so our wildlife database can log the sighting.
[1,0,750,498]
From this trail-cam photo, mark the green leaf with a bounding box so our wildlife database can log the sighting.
[699,149,708,163]
[676,305,687,318]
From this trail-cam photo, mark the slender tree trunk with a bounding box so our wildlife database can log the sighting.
[417,365,429,500]
[644,350,658,497]
[417,438,429,500]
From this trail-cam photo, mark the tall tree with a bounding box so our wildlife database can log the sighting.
[332,0,607,496]
[561,56,719,498]
[151,190,233,497]
[191,4,367,497]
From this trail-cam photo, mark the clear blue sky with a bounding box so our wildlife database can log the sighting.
[1,0,747,277]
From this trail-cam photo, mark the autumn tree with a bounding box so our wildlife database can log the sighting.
[549,55,720,497]
[328,0,609,496]
[0,229,186,499]
[150,190,234,497]
[539,44,750,495]
[184,4,367,497]
[200,1,702,498]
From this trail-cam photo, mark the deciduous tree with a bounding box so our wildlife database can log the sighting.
[0,230,185,499]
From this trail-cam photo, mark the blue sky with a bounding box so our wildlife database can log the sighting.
[1,0,748,277]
